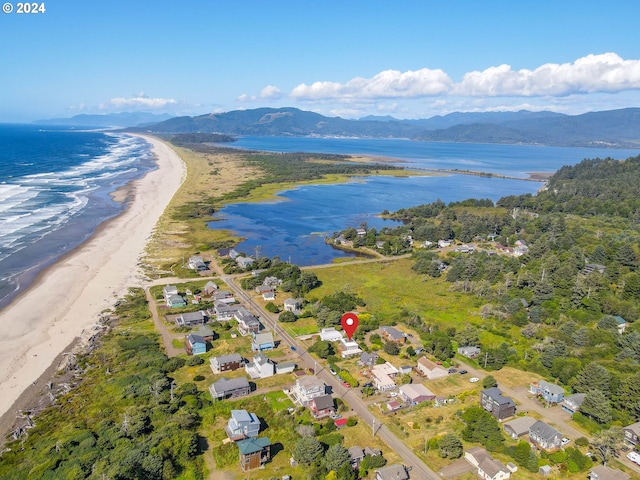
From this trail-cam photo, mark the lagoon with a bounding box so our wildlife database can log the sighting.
[211,138,639,265]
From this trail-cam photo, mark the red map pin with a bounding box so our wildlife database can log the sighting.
[341,312,359,341]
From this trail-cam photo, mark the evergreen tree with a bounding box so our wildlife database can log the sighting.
[323,444,351,473]
[293,436,323,465]
[580,390,612,424]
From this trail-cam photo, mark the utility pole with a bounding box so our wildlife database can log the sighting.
[372,418,375,437]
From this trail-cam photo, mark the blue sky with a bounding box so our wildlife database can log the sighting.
[2,0,640,122]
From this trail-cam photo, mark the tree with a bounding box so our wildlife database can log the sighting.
[580,390,612,424]
[590,427,624,465]
[512,440,539,472]
[460,407,505,451]
[573,362,611,395]
[293,436,323,465]
[438,433,463,459]
[482,375,498,389]
[279,310,297,323]
[383,342,400,355]
[298,271,320,292]
[323,444,351,472]
[308,340,334,359]
[265,301,279,313]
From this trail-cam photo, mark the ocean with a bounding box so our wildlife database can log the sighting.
[213,137,640,265]
[0,124,156,311]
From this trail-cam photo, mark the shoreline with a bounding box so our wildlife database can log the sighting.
[0,134,186,433]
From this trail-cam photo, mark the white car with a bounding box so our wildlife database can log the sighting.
[561,438,570,446]
[469,377,480,383]
[627,451,640,465]
[329,368,337,375]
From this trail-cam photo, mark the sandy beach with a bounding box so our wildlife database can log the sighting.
[0,135,186,423]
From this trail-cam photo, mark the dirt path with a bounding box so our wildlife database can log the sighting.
[145,287,183,358]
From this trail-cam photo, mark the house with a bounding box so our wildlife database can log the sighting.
[561,393,586,415]
[458,345,481,358]
[380,326,406,343]
[529,420,562,451]
[309,394,335,419]
[480,387,516,420]
[359,352,379,367]
[291,376,326,406]
[209,377,251,400]
[195,325,215,342]
[319,327,344,342]
[164,284,186,308]
[262,291,275,301]
[283,298,302,313]
[228,248,240,259]
[188,255,207,271]
[203,280,218,296]
[623,421,640,447]
[236,313,261,336]
[465,447,511,480]
[399,383,435,405]
[236,256,254,269]
[387,400,402,411]
[339,337,363,358]
[613,315,628,334]
[416,357,448,379]
[245,353,275,379]
[356,228,367,236]
[185,334,207,355]
[348,446,365,468]
[399,365,412,375]
[372,362,399,391]
[583,263,606,275]
[589,465,630,480]
[375,464,409,480]
[539,465,552,476]
[226,410,260,441]
[210,353,244,373]
[237,437,270,472]
[503,416,537,439]
[275,360,296,374]
[255,284,275,295]
[210,301,241,320]
[530,380,565,403]
[438,239,452,248]
[175,311,206,327]
[252,331,275,351]
[214,290,235,304]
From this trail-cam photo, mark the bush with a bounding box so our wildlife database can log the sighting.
[574,437,589,447]
[193,375,205,381]
[186,356,205,366]
[346,417,357,427]
[279,311,297,322]
[265,302,279,313]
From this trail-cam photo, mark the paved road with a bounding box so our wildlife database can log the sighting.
[222,274,439,480]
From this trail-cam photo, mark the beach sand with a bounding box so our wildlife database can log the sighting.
[0,135,186,427]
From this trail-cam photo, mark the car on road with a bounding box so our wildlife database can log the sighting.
[627,451,640,465]
[459,370,468,375]
[290,346,296,351]
[561,438,570,446]
[469,377,480,383]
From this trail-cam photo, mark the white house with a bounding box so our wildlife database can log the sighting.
[319,327,344,342]
[245,353,275,379]
[290,376,326,406]
[416,357,448,379]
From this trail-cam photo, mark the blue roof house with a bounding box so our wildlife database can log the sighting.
[186,334,207,355]
[226,410,260,441]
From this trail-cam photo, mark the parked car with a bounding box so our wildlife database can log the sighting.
[362,382,373,388]
[341,381,350,388]
[448,368,457,374]
[459,370,468,375]
[561,438,570,446]
[331,414,342,420]
[469,377,480,383]
[627,451,640,465]
[329,368,337,375]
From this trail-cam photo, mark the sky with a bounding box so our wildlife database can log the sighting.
[2,0,640,122]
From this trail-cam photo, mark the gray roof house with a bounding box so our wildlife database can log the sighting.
[530,379,565,403]
[245,353,275,379]
[226,410,260,441]
[236,256,254,269]
[465,447,511,480]
[283,298,302,313]
[251,331,275,351]
[209,377,251,400]
[210,353,244,374]
[503,416,537,439]
[480,387,516,420]
[623,421,640,447]
[458,345,481,358]
[380,326,406,343]
[236,312,261,336]
[561,393,586,415]
[359,352,379,367]
[175,311,206,327]
[590,465,631,480]
[375,464,409,480]
[529,420,562,451]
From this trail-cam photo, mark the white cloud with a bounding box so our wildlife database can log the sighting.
[109,93,177,109]
[260,85,282,99]
[277,53,640,107]
[291,68,452,100]
[455,53,640,97]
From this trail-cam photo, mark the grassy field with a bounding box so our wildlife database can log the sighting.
[308,258,483,326]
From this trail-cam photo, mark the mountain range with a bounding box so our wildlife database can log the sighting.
[38,107,640,148]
